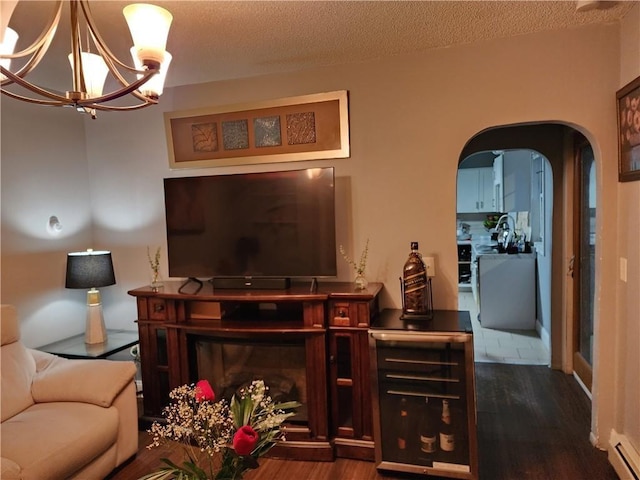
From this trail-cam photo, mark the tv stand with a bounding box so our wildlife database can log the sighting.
[128,280,382,462]
[210,276,291,290]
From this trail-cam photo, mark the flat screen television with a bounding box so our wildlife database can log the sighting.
[164,167,337,282]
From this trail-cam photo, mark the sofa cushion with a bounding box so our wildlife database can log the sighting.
[0,457,21,480]
[0,402,119,480]
[30,352,137,407]
[0,342,36,422]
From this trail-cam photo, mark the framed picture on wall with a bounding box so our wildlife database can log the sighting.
[616,75,640,182]
[164,91,350,169]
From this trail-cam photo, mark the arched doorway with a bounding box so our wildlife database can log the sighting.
[457,123,597,390]
[457,148,552,366]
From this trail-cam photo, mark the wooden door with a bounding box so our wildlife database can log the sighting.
[572,138,596,391]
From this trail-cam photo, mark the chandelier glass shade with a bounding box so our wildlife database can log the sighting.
[0,0,173,118]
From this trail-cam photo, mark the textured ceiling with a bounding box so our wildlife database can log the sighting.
[5,1,636,91]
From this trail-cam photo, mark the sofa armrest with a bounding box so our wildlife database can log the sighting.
[29,349,137,407]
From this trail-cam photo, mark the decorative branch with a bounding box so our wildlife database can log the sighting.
[339,238,369,276]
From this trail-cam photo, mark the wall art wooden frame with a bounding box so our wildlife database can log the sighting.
[616,75,640,182]
[164,90,349,169]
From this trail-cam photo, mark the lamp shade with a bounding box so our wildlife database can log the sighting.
[68,52,109,99]
[130,47,172,97]
[65,250,116,289]
[123,3,173,67]
[0,27,18,79]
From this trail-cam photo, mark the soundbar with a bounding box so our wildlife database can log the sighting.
[211,277,291,290]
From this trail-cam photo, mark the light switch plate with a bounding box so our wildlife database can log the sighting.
[620,257,627,282]
[424,256,436,277]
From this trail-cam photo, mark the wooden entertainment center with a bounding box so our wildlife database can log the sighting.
[128,280,383,462]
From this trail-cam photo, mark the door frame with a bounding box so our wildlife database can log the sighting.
[571,134,594,392]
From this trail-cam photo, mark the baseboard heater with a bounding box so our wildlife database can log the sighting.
[609,430,640,480]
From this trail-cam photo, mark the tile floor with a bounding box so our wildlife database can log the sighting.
[458,291,550,365]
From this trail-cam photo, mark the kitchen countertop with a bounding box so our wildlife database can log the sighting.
[472,243,535,258]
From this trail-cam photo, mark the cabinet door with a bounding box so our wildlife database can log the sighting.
[478,168,494,212]
[456,169,480,213]
[330,330,374,459]
[457,168,495,213]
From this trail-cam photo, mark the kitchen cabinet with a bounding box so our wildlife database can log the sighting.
[457,243,472,289]
[457,167,495,213]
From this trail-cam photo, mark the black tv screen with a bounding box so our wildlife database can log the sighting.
[164,167,337,279]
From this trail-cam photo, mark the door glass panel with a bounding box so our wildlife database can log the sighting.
[579,145,596,366]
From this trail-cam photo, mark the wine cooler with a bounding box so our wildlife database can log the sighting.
[369,309,479,480]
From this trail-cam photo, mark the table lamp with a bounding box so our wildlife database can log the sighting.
[65,249,116,344]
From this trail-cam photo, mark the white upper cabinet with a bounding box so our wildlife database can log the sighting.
[457,167,495,213]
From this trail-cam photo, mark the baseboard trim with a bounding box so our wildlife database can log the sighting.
[609,429,640,479]
[572,371,592,400]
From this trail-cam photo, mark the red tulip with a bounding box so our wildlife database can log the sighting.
[195,380,215,402]
[233,425,259,455]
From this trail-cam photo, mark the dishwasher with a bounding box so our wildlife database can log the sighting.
[478,252,536,329]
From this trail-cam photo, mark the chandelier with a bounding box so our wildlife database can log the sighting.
[0,1,173,119]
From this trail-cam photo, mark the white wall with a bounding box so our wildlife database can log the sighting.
[1,20,634,452]
[0,99,95,347]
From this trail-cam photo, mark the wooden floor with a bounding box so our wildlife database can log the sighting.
[109,364,619,480]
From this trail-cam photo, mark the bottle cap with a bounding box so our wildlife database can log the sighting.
[411,241,419,250]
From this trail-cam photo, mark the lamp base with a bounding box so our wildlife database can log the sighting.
[85,303,107,345]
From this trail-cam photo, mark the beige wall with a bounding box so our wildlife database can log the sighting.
[1,17,636,453]
[616,1,640,458]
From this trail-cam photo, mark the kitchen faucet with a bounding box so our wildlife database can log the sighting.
[496,214,516,247]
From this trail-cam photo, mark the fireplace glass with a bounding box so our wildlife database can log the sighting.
[190,335,308,423]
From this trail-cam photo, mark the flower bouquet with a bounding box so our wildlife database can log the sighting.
[140,379,300,480]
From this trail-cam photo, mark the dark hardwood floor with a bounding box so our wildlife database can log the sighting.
[109,364,619,480]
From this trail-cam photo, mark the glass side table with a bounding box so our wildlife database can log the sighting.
[38,329,139,359]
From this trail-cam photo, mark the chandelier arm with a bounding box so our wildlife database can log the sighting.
[74,68,158,105]
[3,1,63,59]
[93,42,145,93]
[0,67,73,103]
[1,24,59,86]
[69,0,86,95]
[79,0,142,75]
[1,88,70,107]
[88,99,158,112]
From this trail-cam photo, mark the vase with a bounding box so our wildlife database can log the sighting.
[150,270,163,290]
[354,274,368,290]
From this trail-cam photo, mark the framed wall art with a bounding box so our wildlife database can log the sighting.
[616,75,640,182]
[164,90,350,169]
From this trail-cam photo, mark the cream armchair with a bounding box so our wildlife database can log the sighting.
[0,304,138,480]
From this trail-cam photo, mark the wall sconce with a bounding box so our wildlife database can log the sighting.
[65,249,116,344]
[47,216,63,236]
